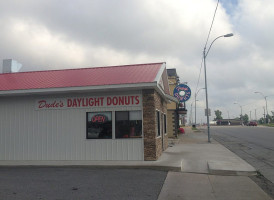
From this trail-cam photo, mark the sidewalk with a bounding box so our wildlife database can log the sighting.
[158,127,272,200]
[165,127,256,175]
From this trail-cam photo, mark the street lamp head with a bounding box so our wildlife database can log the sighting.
[224,33,233,37]
[254,91,266,97]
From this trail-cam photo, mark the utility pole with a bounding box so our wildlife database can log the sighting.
[255,92,269,124]
[250,111,252,121]
[263,107,266,124]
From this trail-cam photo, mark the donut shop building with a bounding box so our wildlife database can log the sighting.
[0,62,177,163]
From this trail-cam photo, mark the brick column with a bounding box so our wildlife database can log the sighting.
[143,89,157,160]
[142,89,168,161]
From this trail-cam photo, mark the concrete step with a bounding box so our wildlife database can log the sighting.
[208,160,257,176]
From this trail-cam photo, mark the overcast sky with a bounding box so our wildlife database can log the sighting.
[0,0,273,123]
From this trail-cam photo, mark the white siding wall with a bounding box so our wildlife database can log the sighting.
[0,92,144,161]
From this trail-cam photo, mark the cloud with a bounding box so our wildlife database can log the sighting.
[0,0,273,121]
[0,18,86,70]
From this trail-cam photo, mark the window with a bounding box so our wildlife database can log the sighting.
[156,110,161,137]
[86,112,112,139]
[115,111,142,138]
[163,114,167,134]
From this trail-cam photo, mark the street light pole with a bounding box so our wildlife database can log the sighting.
[191,100,199,126]
[195,88,205,126]
[234,102,243,124]
[190,102,193,125]
[250,111,252,121]
[203,33,233,143]
[255,92,269,124]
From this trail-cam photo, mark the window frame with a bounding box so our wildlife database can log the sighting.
[86,111,112,139]
[86,110,143,140]
[156,110,161,137]
[115,110,143,139]
[163,113,167,135]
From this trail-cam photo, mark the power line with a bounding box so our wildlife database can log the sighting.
[195,55,204,95]
[204,0,220,49]
[195,0,220,95]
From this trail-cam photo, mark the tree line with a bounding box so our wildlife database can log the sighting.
[214,110,274,124]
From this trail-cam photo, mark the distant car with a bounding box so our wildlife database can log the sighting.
[248,121,257,126]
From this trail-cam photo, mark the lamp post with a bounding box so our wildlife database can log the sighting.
[227,110,230,119]
[203,33,233,143]
[190,100,199,126]
[250,110,252,121]
[255,92,269,124]
[195,88,205,126]
[234,102,243,124]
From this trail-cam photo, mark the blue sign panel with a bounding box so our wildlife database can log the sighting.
[173,84,191,102]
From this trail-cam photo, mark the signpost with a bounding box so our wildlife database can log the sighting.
[173,84,191,103]
[173,84,191,127]
[205,108,211,116]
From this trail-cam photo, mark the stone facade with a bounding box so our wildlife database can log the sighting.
[143,89,168,161]
[167,72,179,138]
[167,110,178,138]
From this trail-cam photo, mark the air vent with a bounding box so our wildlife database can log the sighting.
[2,59,22,73]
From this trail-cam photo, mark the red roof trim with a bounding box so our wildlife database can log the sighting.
[0,62,165,92]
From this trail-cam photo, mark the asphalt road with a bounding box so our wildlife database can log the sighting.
[210,126,274,183]
[0,167,167,200]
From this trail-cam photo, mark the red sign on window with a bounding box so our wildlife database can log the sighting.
[91,114,108,123]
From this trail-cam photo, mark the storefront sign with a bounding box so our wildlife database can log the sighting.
[173,84,191,102]
[35,95,142,110]
[91,114,108,123]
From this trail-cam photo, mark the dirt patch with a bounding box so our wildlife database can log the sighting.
[250,173,274,199]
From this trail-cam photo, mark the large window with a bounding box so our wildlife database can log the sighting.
[86,112,112,139]
[115,111,142,138]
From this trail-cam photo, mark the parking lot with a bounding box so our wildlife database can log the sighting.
[0,167,167,200]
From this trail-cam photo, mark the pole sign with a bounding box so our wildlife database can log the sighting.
[205,108,211,116]
[173,84,191,103]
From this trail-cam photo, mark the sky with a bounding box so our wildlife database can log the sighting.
[0,0,273,123]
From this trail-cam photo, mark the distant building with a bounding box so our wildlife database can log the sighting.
[216,119,243,126]
[167,69,187,138]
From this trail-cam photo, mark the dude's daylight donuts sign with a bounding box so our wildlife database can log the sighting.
[35,94,142,110]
